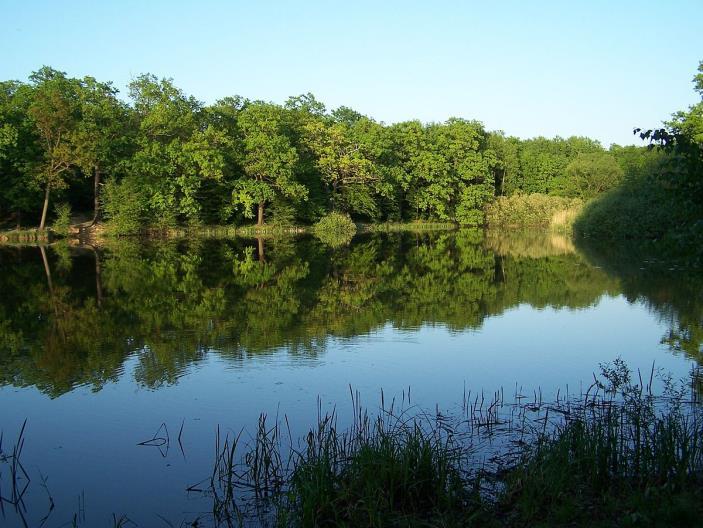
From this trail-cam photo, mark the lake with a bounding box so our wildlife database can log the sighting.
[0,229,700,526]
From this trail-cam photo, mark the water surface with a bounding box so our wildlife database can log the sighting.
[0,230,700,526]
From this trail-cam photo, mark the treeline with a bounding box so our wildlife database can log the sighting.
[0,66,656,233]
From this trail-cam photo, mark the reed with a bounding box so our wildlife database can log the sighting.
[190,361,703,526]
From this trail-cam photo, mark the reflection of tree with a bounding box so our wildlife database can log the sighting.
[1,231,700,396]
[577,237,703,364]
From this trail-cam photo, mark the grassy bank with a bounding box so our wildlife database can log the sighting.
[195,361,703,527]
[360,221,458,233]
[0,218,461,246]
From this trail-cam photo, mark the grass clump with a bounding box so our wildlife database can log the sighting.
[313,212,357,247]
[284,414,473,526]
[485,194,583,231]
[0,228,51,244]
[499,360,703,527]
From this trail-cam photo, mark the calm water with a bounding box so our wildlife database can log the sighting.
[0,230,701,526]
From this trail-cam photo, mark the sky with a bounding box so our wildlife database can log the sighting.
[1,0,701,146]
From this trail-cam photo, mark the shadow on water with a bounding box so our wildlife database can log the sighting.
[575,235,703,365]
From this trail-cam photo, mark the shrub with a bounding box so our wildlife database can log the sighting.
[102,177,147,236]
[52,202,72,236]
[313,212,357,247]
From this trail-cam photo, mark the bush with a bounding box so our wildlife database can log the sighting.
[52,202,72,236]
[313,212,357,247]
[102,177,147,236]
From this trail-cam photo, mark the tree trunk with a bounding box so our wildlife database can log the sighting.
[257,202,265,226]
[39,183,51,230]
[91,167,101,225]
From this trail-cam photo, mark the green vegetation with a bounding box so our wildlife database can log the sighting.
[51,202,71,235]
[3,65,685,235]
[312,211,357,247]
[575,62,703,264]
[485,194,583,231]
[194,361,703,527]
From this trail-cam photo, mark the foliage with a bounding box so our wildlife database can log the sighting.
[312,211,357,247]
[102,177,147,235]
[51,202,71,235]
[0,66,636,234]
[485,193,583,229]
[576,61,703,263]
[232,102,305,224]
[26,67,81,229]
[562,152,623,198]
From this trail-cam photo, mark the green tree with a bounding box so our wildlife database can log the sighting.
[0,80,41,225]
[233,102,306,225]
[124,75,229,226]
[72,76,132,223]
[304,117,384,218]
[563,152,623,199]
[27,67,80,229]
[408,119,495,225]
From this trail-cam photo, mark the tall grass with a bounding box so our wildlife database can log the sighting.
[485,194,584,231]
[6,362,703,526]
[192,361,703,526]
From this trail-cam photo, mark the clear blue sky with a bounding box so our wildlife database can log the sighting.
[2,0,701,145]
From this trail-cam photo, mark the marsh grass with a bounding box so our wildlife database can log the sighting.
[485,194,584,230]
[192,361,703,527]
[5,362,702,526]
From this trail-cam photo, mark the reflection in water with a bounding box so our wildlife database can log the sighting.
[0,230,700,397]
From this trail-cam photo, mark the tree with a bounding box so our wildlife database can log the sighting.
[233,102,305,225]
[407,119,495,225]
[124,75,229,226]
[0,80,41,225]
[72,76,132,224]
[304,117,384,218]
[563,153,623,199]
[27,67,80,229]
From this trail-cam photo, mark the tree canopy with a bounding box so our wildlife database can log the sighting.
[0,64,699,233]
